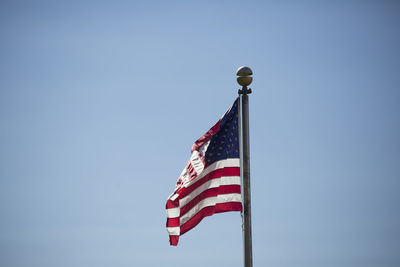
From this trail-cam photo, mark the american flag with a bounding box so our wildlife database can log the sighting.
[166,98,242,246]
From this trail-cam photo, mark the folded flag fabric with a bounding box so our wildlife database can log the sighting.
[166,98,242,246]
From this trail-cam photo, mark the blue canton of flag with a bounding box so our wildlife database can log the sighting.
[205,100,240,166]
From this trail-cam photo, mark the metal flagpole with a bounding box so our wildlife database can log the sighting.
[237,66,253,267]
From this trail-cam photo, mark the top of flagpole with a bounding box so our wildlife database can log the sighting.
[237,66,253,94]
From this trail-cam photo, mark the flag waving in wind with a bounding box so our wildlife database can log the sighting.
[166,98,242,246]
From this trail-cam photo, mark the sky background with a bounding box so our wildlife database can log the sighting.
[1,1,399,266]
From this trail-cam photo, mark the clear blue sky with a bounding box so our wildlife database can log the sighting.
[1,1,399,266]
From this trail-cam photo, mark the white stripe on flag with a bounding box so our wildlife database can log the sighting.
[167,227,180,235]
[166,207,180,218]
[198,140,210,157]
[190,151,204,176]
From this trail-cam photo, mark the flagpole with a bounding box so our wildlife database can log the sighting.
[237,66,253,267]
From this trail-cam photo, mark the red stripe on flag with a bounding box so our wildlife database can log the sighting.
[180,185,241,216]
[180,202,243,235]
[170,235,179,246]
[166,217,180,227]
[166,199,179,209]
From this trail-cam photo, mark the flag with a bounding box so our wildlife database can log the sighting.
[166,98,242,246]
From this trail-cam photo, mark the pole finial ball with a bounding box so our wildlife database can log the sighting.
[236,66,253,87]
[236,66,253,76]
